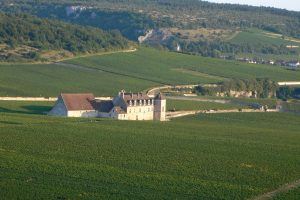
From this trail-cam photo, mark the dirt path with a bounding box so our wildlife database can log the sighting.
[166,109,278,119]
[250,179,300,200]
[166,96,230,104]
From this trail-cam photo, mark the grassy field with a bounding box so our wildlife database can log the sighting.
[0,48,299,97]
[0,106,300,199]
[273,187,300,200]
[66,47,300,83]
[230,28,300,47]
[282,101,300,113]
[0,101,53,115]
[230,98,278,108]
[0,63,156,97]
[166,99,243,111]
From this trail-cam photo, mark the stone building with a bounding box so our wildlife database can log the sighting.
[49,91,166,121]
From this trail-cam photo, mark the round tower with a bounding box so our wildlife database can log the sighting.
[153,93,166,121]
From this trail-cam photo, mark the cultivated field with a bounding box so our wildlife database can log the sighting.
[0,101,53,115]
[166,99,244,111]
[0,63,156,97]
[1,47,299,97]
[0,109,299,199]
[67,47,300,84]
[229,28,300,47]
[273,187,300,200]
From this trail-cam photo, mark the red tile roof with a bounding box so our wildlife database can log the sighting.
[61,93,95,111]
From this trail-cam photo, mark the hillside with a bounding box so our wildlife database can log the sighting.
[1,0,299,59]
[0,106,300,199]
[0,13,131,62]
[0,48,299,97]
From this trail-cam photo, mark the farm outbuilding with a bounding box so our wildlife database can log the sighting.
[48,93,98,117]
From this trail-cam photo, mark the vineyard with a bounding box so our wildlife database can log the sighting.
[67,47,300,84]
[166,99,243,111]
[1,47,300,97]
[0,109,299,199]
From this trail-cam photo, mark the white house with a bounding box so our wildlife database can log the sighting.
[287,61,300,68]
[49,91,166,121]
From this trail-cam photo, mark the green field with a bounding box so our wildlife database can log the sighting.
[0,101,53,115]
[0,109,299,199]
[273,187,300,200]
[230,29,300,47]
[67,48,300,84]
[230,98,278,108]
[0,63,156,97]
[166,99,243,111]
[0,48,299,97]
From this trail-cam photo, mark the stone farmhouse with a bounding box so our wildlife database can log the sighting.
[49,91,166,121]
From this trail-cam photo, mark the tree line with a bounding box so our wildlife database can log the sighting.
[195,78,278,98]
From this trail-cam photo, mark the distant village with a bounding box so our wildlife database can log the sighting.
[235,57,300,69]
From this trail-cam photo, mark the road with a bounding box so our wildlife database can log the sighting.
[166,109,278,119]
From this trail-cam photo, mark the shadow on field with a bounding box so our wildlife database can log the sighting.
[0,105,52,115]
[0,120,23,125]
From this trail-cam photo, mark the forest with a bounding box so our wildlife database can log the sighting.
[0,0,299,60]
[0,13,131,61]
[1,0,298,38]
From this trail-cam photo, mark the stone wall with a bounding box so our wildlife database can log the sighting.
[126,105,154,120]
[67,110,98,118]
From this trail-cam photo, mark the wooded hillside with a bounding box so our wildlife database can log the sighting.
[0,13,131,62]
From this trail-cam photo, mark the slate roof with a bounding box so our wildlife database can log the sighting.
[61,93,95,111]
[154,92,165,100]
[120,92,152,106]
[95,100,114,113]
[122,92,151,101]
[113,106,126,114]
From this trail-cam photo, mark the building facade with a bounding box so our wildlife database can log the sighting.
[49,91,166,121]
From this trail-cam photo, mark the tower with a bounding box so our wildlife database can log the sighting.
[153,93,166,121]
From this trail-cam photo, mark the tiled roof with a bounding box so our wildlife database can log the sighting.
[61,93,95,111]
